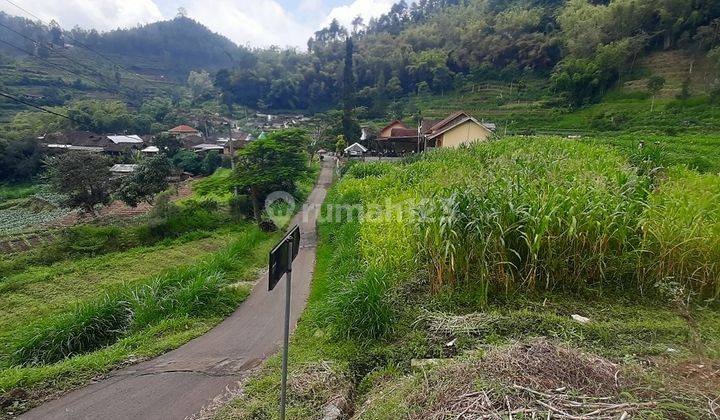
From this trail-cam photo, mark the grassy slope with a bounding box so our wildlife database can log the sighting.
[0,223,281,416]
[0,183,42,203]
[392,51,720,168]
[0,227,237,335]
[0,159,321,416]
[216,140,720,419]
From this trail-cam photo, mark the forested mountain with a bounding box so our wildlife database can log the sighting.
[67,16,254,78]
[217,0,720,113]
[0,13,250,79]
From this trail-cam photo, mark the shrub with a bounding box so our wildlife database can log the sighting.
[327,269,394,340]
[60,225,124,254]
[229,194,253,220]
[148,188,180,220]
[7,295,133,366]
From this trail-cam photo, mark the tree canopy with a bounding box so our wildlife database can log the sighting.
[234,129,310,219]
[44,152,115,214]
[215,0,720,111]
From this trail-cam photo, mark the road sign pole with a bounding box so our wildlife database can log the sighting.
[279,240,292,420]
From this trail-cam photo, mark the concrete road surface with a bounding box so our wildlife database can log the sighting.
[21,159,334,420]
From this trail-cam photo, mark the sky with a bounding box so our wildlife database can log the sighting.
[0,0,397,48]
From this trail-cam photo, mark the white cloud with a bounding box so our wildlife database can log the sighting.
[0,0,395,49]
[183,0,314,48]
[322,0,395,30]
[0,0,163,31]
[299,0,324,13]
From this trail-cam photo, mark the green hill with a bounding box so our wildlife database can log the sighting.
[0,13,249,122]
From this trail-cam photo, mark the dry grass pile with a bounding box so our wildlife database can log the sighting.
[482,339,619,395]
[404,340,662,419]
[289,361,354,417]
[417,309,501,336]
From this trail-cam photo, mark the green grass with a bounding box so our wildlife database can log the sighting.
[0,183,42,203]
[0,223,281,416]
[0,154,321,416]
[216,138,720,419]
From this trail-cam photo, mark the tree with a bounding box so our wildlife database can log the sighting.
[551,58,604,107]
[647,75,665,112]
[335,134,347,154]
[201,151,223,175]
[342,37,362,144]
[154,133,183,157]
[117,154,173,207]
[234,129,310,220]
[44,152,115,215]
[0,138,46,182]
[187,70,214,101]
[173,150,203,175]
[351,16,365,34]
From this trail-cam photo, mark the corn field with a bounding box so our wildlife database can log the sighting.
[339,137,720,303]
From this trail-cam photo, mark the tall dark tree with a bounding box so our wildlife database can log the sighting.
[44,152,115,215]
[117,154,173,207]
[342,37,361,144]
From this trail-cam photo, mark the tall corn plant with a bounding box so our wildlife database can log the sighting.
[641,167,720,299]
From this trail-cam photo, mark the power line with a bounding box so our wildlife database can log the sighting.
[2,0,41,21]
[0,90,79,122]
[0,21,144,95]
[3,0,181,88]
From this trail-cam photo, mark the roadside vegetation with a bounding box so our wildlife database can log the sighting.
[0,132,319,416]
[218,136,720,419]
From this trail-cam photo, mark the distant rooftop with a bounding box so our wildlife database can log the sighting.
[169,125,199,133]
[110,164,138,173]
[107,135,143,144]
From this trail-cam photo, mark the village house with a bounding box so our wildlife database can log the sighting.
[375,112,495,155]
[109,163,138,176]
[344,142,368,157]
[423,111,494,148]
[168,124,202,139]
[40,131,146,155]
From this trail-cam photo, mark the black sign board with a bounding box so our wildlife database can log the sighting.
[268,225,300,291]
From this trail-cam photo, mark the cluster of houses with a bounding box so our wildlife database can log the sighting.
[249,113,309,132]
[39,124,251,175]
[345,111,496,157]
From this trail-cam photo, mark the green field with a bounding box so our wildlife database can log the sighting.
[217,137,720,419]
[0,222,281,416]
[0,156,320,416]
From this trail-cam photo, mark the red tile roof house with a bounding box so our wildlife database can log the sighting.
[168,125,202,139]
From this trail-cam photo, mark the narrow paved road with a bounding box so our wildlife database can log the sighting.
[22,159,334,420]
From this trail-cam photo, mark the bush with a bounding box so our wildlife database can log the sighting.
[173,150,203,175]
[327,269,393,340]
[201,151,223,175]
[60,225,124,254]
[8,295,133,366]
[229,194,253,220]
[148,188,180,220]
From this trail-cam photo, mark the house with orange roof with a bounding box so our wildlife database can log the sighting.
[168,124,202,139]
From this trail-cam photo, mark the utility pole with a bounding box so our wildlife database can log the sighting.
[224,121,238,197]
[226,121,235,170]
